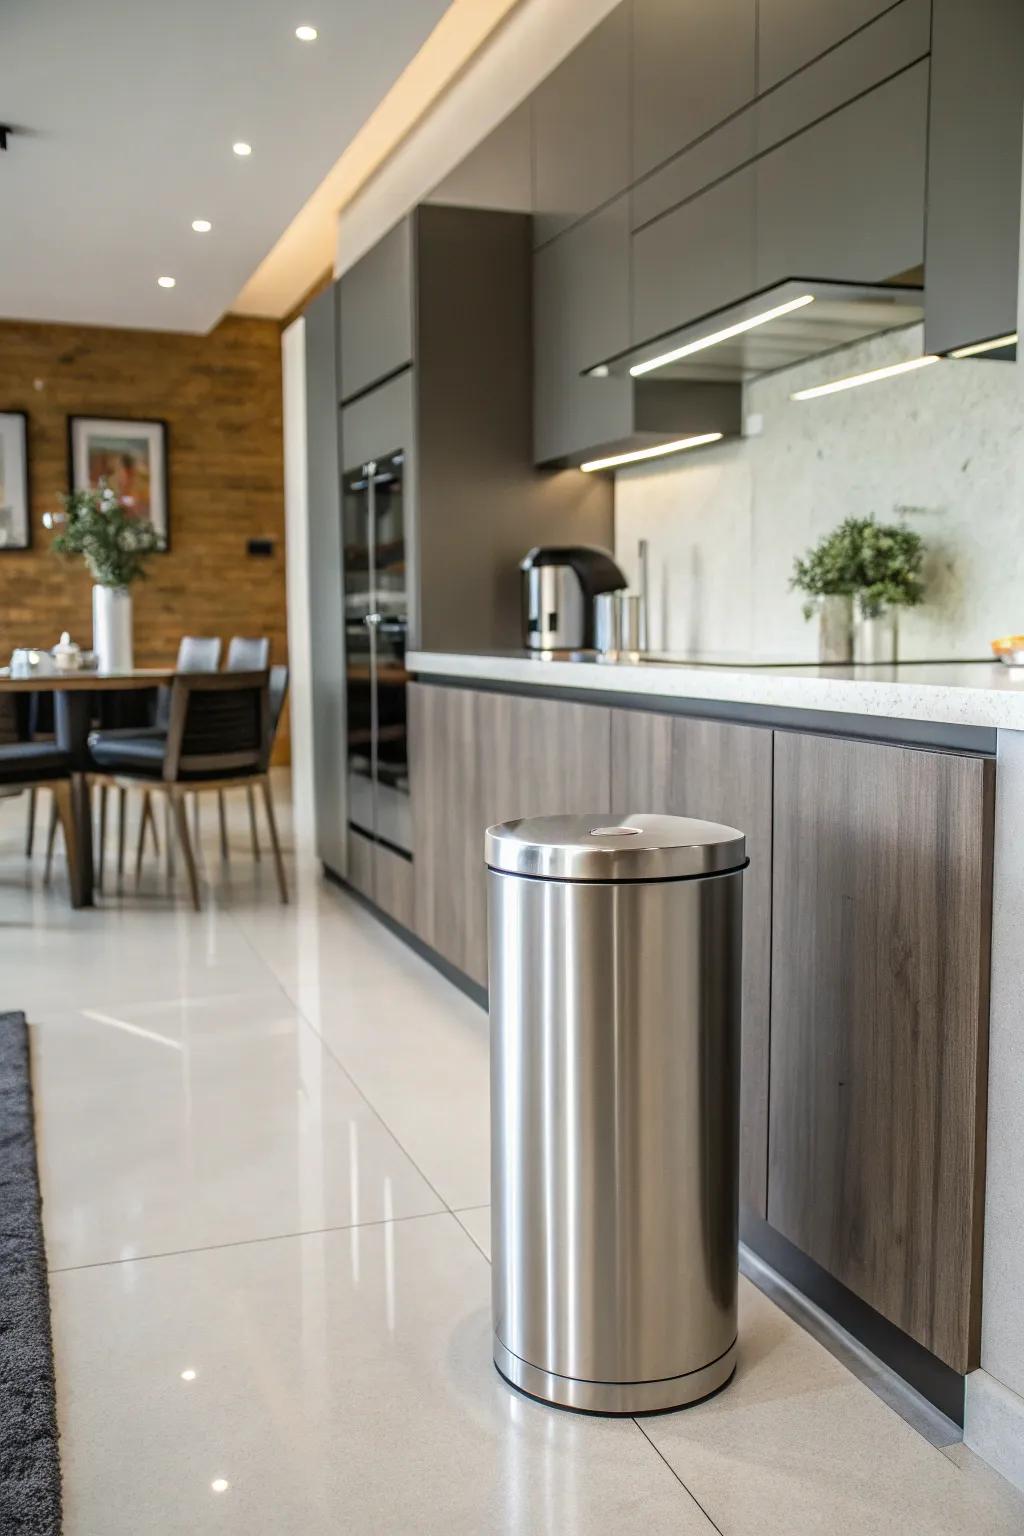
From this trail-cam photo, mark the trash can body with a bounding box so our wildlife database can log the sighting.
[487,813,744,1415]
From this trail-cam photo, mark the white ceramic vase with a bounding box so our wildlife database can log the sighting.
[92,584,133,672]
[817,594,854,664]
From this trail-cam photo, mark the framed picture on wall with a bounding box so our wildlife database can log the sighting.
[0,411,31,551]
[68,415,169,547]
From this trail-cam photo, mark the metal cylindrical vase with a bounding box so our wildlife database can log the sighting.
[853,603,898,665]
[817,594,854,663]
[487,813,744,1415]
[92,585,133,672]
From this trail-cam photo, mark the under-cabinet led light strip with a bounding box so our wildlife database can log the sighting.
[629,294,816,377]
[580,433,723,473]
[790,354,940,400]
[949,332,1018,359]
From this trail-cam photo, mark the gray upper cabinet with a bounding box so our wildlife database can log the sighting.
[757,0,897,91]
[632,167,756,346]
[632,0,756,180]
[532,3,632,247]
[338,217,413,402]
[924,0,1024,356]
[755,62,928,287]
[533,195,633,465]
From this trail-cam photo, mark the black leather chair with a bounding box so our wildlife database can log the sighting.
[1,694,82,906]
[88,671,286,910]
[217,637,272,855]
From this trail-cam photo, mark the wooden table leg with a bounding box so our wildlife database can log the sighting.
[54,689,95,907]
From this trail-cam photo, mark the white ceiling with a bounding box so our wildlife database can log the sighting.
[0,0,451,333]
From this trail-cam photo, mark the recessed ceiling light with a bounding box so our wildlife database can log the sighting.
[180,1368,197,1381]
[191,219,212,234]
[211,1479,230,1494]
[157,276,176,289]
[295,24,318,41]
[232,141,252,157]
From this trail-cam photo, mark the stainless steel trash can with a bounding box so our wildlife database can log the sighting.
[486,812,745,1415]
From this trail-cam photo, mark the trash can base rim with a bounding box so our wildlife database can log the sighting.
[492,1337,737,1416]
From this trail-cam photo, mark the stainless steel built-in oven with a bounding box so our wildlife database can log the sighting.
[342,450,411,858]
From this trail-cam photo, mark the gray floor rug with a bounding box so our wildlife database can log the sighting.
[0,1011,62,1534]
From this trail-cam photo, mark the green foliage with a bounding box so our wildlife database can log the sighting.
[791,516,925,620]
[49,487,163,588]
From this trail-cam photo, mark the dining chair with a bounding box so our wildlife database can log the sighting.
[0,695,82,906]
[24,687,55,857]
[95,635,223,887]
[88,671,286,911]
[220,637,271,858]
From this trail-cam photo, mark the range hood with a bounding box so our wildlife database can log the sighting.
[591,277,924,385]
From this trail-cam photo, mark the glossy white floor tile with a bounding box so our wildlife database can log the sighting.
[33,988,444,1268]
[643,1280,1024,1536]
[232,887,492,1211]
[50,1215,713,1536]
[6,781,1024,1534]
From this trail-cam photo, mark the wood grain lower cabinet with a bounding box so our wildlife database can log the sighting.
[768,732,993,1371]
[610,708,773,1217]
[409,683,612,986]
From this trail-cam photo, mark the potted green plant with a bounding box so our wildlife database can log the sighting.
[791,516,925,664]
[47,486,163,670]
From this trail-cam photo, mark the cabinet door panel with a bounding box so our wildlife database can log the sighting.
[769,732,992,1371]
[304,284,347,875]
[532,3,632,246]
[632,0,755,180]
[755,63,928,287]
[611,709,772,1215]
[533,197,632,466]
[411,684,612,986]
[757,0,895,91]
[339,218,413,402]
[632,168,756,346]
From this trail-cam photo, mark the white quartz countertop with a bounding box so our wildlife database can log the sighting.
[406,651,1024,731]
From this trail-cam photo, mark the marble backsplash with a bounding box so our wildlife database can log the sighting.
[614,323,1024,662]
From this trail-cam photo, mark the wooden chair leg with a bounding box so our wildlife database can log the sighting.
[96,783,108,893]
[192,792,200,846]
[170,792,201,911]
[44,797,59,883]
[164,798,175,879]
[52,779,83,908]
[246,784,261,860]
[259,776,288,904]
[117,787,127,881]
[141,792,160,856]
[217,790,229,861]
[25,786,36,857]
[135,791,148,885]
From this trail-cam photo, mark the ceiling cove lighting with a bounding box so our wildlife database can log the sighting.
[295,24,318,40]
[191,219,212,233]
[949,332,1018,359]
[157,276,176,289]
[580,433,723,473]
[232,141,252,157]
[629,295,816,377]
[790,354,939,400]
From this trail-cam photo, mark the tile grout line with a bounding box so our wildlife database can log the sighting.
[48,1207,455,1276]
[632,1420,726,1536]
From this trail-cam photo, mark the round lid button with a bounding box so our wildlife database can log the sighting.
[589,825,642,837]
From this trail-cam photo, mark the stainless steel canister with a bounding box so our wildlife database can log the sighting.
[486,812,746,1414]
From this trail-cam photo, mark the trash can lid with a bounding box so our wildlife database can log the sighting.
[485,813,746,882]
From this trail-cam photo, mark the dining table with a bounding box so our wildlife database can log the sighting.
[0,668,174,907]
